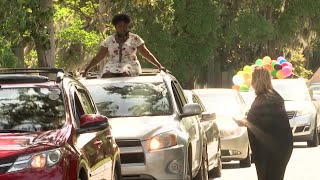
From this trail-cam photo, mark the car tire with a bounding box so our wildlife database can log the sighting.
[193,148,209,180]
[209,156,222,178]
[239,147,251,168]
[307,127,319,147]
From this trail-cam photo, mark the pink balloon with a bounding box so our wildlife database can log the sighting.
[286,62,293,67]
[281,66,292,77]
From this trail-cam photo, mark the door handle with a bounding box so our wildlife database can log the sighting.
[94,140,103,146]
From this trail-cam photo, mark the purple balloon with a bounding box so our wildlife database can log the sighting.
[277,56,284,62]
[287,62,293,67]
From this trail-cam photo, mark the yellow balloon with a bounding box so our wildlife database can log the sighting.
[263,56,272,65]
[237,71,245,75]
[276,71,285,79]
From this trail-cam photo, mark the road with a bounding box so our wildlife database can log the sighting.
[211,143,320,180]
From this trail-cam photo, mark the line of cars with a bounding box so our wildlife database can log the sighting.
[0,68,257,180]
[0,68,226,180]
[7,68,316,180]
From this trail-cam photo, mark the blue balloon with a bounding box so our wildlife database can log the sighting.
[279,59,287,64]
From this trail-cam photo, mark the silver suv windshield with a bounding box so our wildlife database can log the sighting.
[272,80,311,101]
[0,87,66,132]
[86,82,173,118]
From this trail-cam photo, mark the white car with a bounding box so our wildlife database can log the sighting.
[193,89,251,168]
[272,79,319,147]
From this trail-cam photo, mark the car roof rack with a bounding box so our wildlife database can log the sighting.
[0,68,71,83]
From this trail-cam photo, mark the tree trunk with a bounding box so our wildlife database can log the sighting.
[98,0,112,72]
[12,46,25,68]
[207,55,223,88]
[35,0,55,68]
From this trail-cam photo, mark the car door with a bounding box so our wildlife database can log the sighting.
[192,93,220,168]
[171,82,201,173]
[74,86,113,180]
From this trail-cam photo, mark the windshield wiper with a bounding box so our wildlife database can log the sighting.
[0,130,34,133]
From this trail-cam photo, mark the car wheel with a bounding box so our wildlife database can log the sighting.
[240,147,251,168]
[209,156,222,178]
[307,127,319,147]
[193,148,209,180]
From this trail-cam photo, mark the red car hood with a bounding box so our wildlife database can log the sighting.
[0,126,71,158]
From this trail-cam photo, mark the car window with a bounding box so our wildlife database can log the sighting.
[73,90,85,122]
[236,92,247,114]
[171,82,184,113]
[192,94,206,112]
[0,87,65,132]
[76,88,95,114]
[173,81,187,106]
[86,82,173,118]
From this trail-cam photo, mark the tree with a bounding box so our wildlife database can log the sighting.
[0,0,55,68]
[34,0,55,67]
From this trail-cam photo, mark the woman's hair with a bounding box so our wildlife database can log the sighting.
[252,66,273,95]
[112,13,131,26]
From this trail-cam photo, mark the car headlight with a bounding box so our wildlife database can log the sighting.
[148,133,177,151]
[8,148,63,173]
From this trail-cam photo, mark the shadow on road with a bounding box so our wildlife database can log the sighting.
[222,163,240,169]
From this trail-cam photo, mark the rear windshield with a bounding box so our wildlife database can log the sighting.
[0,87,66,132]
[86,82,173,118]
[197,93,242,116]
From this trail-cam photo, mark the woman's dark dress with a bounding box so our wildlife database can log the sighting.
[247,89,293,180]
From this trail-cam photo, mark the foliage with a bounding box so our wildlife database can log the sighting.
[0,38,18,68]
[284,48,313,79]
[1,0,320,86]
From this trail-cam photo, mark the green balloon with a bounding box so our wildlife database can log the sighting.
[271,70,277,77]
[243,65,252,73]
[240,85,249,92]
[271,60,277,67]
[255,59,263,66]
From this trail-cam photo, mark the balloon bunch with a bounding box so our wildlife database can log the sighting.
[232,56,293,92]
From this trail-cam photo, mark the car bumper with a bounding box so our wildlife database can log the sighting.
[0,165,66,180]
[220,131,249,161]
[290,114,315,141]
[121,142,188,180]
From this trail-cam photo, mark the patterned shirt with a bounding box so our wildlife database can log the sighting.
[101,32,145,76]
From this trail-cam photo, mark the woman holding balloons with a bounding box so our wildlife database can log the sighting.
[234,66,293,180]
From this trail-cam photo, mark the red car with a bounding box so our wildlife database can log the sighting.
[0,69,121,180]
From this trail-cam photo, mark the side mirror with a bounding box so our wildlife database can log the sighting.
[201,112,216,122]
[76,114,109,134]
[181,103,202,118]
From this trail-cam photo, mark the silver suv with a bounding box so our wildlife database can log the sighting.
[81,70,208,180]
